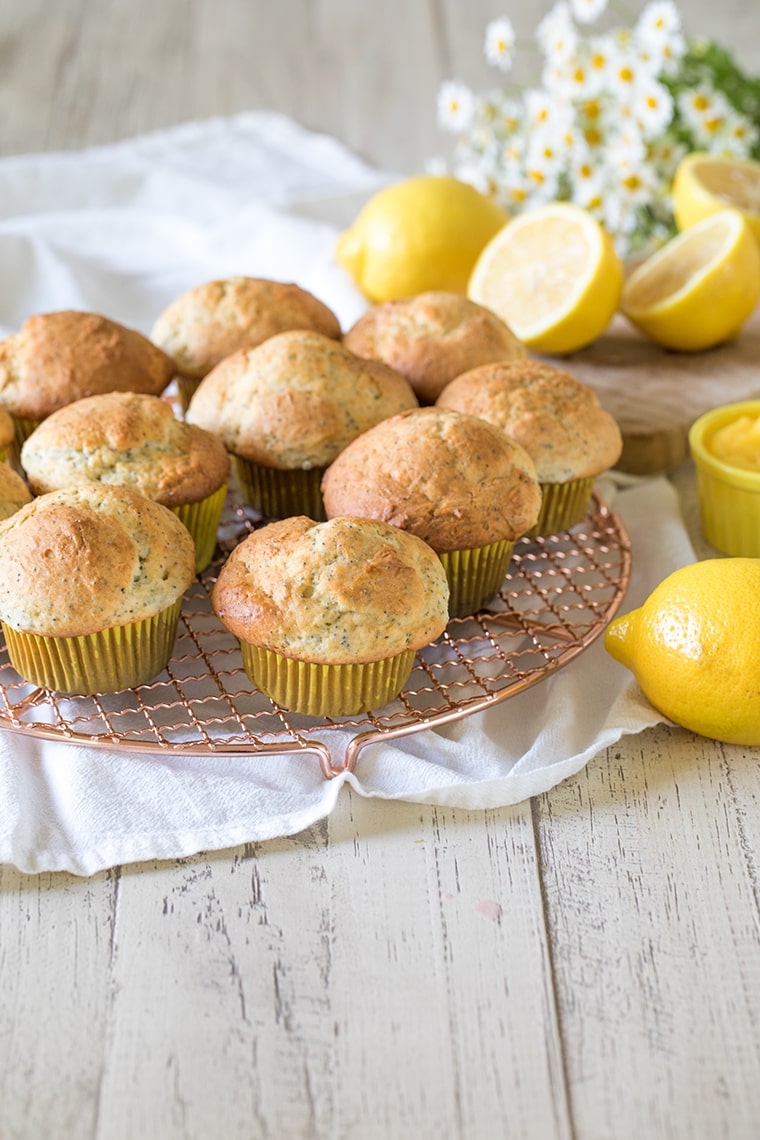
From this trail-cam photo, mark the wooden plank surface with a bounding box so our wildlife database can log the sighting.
[1,3,760,1140]
[560,311,760,475]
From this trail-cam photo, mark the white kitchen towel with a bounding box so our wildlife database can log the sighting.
[0,112,695,875]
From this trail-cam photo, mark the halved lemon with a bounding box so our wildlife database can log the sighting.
[621,208,760,352]
[467,202,624,355]
[673,152,760,244]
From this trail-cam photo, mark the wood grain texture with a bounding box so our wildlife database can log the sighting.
[556,312,760,475]
[1,2,760,1139]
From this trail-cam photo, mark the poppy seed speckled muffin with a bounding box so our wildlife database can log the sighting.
[212,515,449,716]
[0,485,196,694]
[20,392,230,571]
[321,407,541,617]
[150,276,342,411]
[187,329,418,520]
[342,291,526,404]
[0,461,32,521]
[0,311,176,444]
[437,359,622,535]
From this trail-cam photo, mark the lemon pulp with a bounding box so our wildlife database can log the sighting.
[467,202,623,355]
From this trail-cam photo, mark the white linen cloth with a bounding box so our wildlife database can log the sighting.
[0,112,696,875]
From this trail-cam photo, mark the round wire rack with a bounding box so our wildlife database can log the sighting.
[0,492,631,778]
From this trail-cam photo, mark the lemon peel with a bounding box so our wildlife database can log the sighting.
[673,152,760,245]
[467,202,624,355]
[335,176,508,303]
[605,557,760,745]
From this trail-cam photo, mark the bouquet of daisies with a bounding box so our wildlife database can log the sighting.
[436,0,760,258]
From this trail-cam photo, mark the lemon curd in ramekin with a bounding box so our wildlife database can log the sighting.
[689,400,760,556]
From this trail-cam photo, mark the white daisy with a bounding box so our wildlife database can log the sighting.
[485,16,516,72]
[678,87,733,146]
[631,76,675,139]
[569,0,608,25]
[436,81,476,133]
[718,113,760,158]
[635,1,682,48]
[606,43,645,99]
[536,2,579,64]
[635,1,686,75]
[584,34,617,94]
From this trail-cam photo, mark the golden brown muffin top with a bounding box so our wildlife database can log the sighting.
[342,291,526,404]
[0,406,14,447]
[321,407,541,552]
[212,515,449,664]
[0,484,196,638]
[21,391,230,507]
[0,311,176,422]
[0,461,32,521]
[187,329,418,470]
[437,360,623,482]
[150,276,342,379]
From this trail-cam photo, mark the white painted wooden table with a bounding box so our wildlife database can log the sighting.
[1,4,760,1138]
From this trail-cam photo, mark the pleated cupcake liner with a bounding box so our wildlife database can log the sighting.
[2,598,183,695]
[528,477,595,538]
[175,375,202,414]
[12,415,42,447]
[233,456,327,520]
[239,643,417,717]
[171,482,228,572]
[439,539,514,618]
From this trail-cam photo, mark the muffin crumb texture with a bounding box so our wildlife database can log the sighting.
[212,515,449,663]
[0,311,176,420]
[0,461,32,520]
[187,329,417,469]
[21,391,229,505]
[437,360,623,483]
[0,485,196,637]
[151,277,342,378]
[343,291,525,403]
[322,407,542,551]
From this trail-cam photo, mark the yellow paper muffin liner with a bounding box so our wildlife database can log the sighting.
[12,415,43,447]
[171,482,228,572]
[232,456,327,520]
[176,375,202,414]
[527,477,595,538]
[439,539,514,618]
[239,643,417,717]
[1,598,183,695]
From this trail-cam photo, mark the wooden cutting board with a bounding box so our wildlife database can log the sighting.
[543,309,760,475]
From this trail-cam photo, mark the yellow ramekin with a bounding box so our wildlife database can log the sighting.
[232,456,327,521]
[239,643,417,717]
[689,400,760,556]
[1,598,183,695]
[438,538,514,618]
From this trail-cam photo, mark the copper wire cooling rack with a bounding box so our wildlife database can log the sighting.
[0,493,631,778]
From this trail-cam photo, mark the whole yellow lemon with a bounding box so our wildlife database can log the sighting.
[335,175,508,303]
[605,558,760,745]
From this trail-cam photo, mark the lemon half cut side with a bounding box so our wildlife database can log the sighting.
[621,208,760,352]
[673,152,760,244]
[467,201,624,356]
